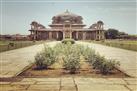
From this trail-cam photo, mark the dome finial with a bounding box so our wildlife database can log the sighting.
[65,9,69,13]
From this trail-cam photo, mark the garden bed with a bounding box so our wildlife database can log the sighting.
[18,42,130,78]
[18,63,128,78]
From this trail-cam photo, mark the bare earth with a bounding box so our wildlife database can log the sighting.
[18,61,127,78]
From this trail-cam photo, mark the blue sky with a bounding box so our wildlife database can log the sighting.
[0,0,136,35]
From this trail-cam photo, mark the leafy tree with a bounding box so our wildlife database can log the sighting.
[118,31,127,35]
[105,28,119,39]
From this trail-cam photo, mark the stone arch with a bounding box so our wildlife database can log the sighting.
[78,32,83,40]
[72,31,77,40]
[58,31,63,40]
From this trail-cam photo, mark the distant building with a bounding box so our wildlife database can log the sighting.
[0,34,12,40]
[0,34,29,41]
[29,10,105,40]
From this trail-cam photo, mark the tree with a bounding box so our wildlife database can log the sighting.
[105,28,119,39]
[118,32,127,35]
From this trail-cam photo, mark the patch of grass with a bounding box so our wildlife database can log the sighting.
[0,41,44,52]
[88,40,137,51]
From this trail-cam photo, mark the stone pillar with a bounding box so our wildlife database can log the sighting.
[100,30,102,40]
[30,31,32,35]
[63,24,65,39]
[69,24,72,39]
[95,31,98,40]
[76,32,78,40]
[49,32,52,40]
[101,25,103,30]
[99,30,100,40]
[70,32,72,39]
[63,31,65,39]
[83,32,86,40]
[34,30,37,40]
[56,32,59,40]
[103,31,105,39]
[101,31,105,40]
[100,31,102,40]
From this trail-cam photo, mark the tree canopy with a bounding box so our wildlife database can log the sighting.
[105,28,119,39]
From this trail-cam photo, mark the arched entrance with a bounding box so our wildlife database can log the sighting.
[58,31,63,40]
[72,32,77,40]
[78,32,83,40]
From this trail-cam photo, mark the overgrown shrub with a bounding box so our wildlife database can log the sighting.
[35,46,56,69]
[34,42,120,75]
[35,52,45,69]
[92,54,120,74]
[53,43,81,73]
[92,54,105,69]
[82,46,96,62]
[100,59,120,74]
[62,39,75,44]
[53,43,72,57]
[62,46,81,74]
[9,42,14,47]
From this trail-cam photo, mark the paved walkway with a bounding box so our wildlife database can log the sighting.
[76,41,137,77]
[0,77,137,91]
[0,41,59,77]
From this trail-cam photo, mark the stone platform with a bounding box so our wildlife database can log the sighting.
[1,77,137,91]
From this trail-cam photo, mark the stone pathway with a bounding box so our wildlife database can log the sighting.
[0,41,60,77]
[76,41,137,77]
[0,77,137,91]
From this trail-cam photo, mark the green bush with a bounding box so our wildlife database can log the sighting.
[35,52,45,69]
[82,46,96,62]
[34,42,120,75]
[53,43,81,74]
[9,42,14,47]
[100,60,120,74]
[92,55,106,71]
[35,46,56,69]
[92,54,120,74]
[62,46,81,74]
[61,39,75,44]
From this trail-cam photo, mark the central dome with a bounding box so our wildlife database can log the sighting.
[52,10,83,24]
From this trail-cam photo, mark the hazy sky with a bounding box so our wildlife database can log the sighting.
[0,0,136,35]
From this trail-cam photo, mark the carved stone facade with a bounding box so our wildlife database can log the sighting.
[29,10,105,40]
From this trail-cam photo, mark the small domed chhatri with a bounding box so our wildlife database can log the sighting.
[29,10,105,40]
